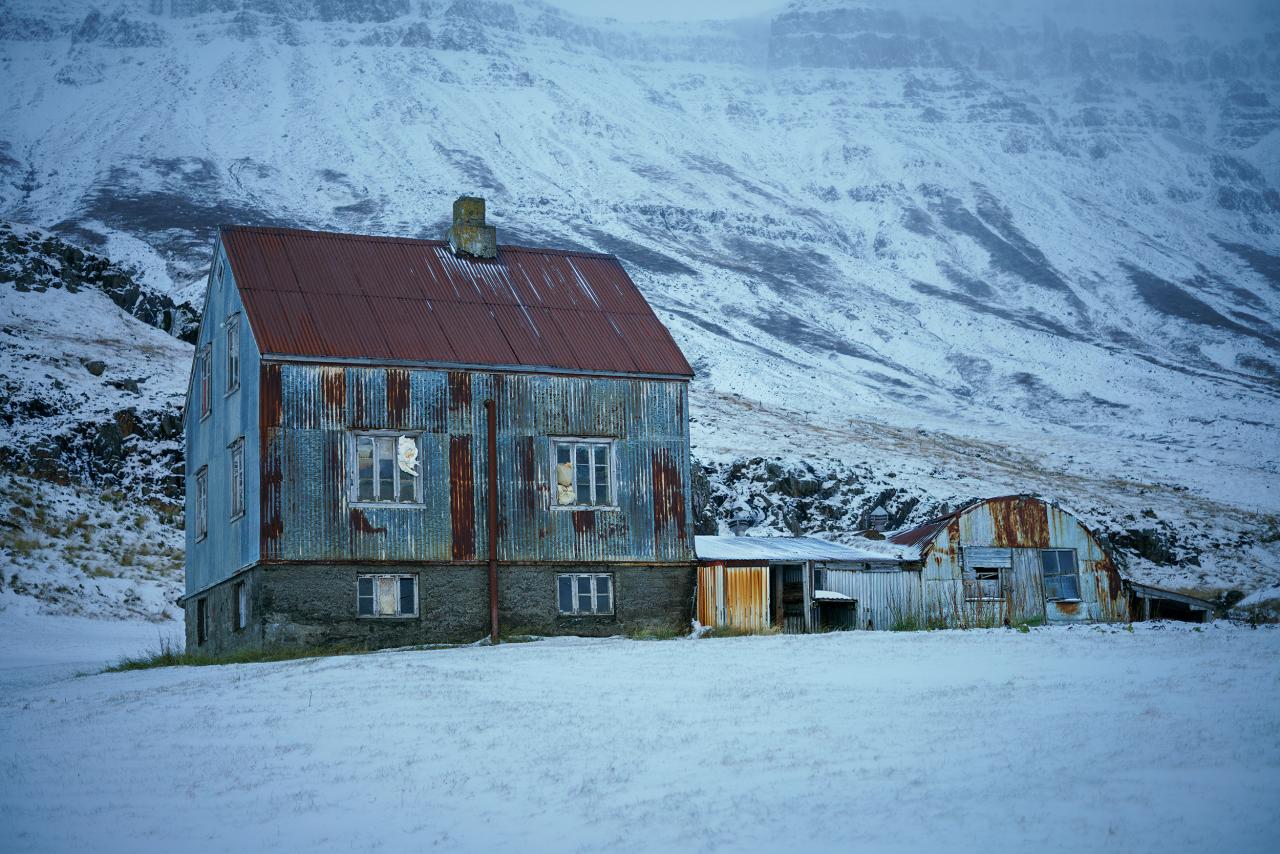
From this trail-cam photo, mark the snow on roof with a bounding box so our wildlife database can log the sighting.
[695,535,908,563]
[813,590,853,601]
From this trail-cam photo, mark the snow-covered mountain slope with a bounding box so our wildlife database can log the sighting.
[1,0,1278,605]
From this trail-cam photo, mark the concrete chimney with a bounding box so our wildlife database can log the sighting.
[447,195,497,259]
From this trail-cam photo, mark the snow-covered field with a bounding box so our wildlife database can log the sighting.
[2,622,1277,853]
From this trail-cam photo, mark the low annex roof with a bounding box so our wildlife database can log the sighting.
[219,226,693,378]
[695,535,910,563]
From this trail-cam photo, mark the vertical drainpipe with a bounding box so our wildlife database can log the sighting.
[485,398,499,644]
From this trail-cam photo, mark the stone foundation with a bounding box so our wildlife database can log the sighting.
[184,562,694,653]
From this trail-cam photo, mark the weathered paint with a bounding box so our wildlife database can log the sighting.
[814,563,922,631]
[696,563,770,631]
[185,242,262,595]
[916,496,1130,626]
[256,364,694,566]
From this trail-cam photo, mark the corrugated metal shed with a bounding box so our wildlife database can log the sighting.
[695,535,902,563]
[219,226,693,378]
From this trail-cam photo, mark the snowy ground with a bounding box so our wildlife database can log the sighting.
[1,623,1277,853]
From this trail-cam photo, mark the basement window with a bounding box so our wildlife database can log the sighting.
[233,580,248,631]
[229,438,245,520]
[195,466,208,541]
[224,314,240,394]
[964,567,1004,601]
[350,433,422,505]
[357,574,418,618]
[557,573,614,616]
[1041,549,1081,600]
[199,343,212,419]
[553,439,613,508]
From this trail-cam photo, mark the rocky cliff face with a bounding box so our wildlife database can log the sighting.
[1,0,1278,604]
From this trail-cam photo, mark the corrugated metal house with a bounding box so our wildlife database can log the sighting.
[181,197,696,652]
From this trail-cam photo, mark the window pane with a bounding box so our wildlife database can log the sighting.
[399,440,417,503]
[399,577,415,615]
[594,445,609,505]
[557,576,574,613]
[377,437,395,501]
[1041,551,1055,574]
[595,575,612,613]
[556,443,572,465]
[358,577,374,597]
[1060,551,1077,573]
[377,576,397,615]
[357,437,374,501]
[577,575,594,613]
[1044,576,1061,600]
[576,446,591,504]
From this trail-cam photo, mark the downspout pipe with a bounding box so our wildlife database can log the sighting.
[485,398,499,644]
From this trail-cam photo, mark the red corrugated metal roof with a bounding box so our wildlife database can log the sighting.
[888,512,959,547]
[220,226,693,378]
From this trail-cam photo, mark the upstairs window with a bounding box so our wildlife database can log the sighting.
[199,344,212,419]
[351,433,422,504]
[553,439,612,507]
[557,573,613,616]
[195,466,208,541]
[229,438,245,520]
[225,314,240,394]
[357,574,418,618]
[1041,549,1080,600]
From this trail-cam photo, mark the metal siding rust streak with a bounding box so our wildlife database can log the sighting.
[320,367,345,429]
[450,435,475,561]
[724,565,769,630]
[386,368,410,429]
[988,496,1050,548]
[259,363,283,560]
[696,564,719,626]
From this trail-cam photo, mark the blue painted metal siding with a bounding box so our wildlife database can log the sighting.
[184,239,262,595]
[261,365,694,565]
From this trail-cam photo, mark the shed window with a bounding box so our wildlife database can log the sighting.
[195,466,208,541]
[357,574,418,618]
[351,433,422,505]
[964,567,1004,601]
[229,438,245,520]
[1040,549,1080,600]
[553,440,612,507]
[196,597,208,645]
[199,344,212,419]
[225,314,240,394]
[557,574,613,616]
[233,580,248,631]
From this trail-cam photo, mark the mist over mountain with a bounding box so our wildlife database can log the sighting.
[2,0,1279,596]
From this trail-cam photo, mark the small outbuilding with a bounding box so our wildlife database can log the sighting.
[694,535,918,633]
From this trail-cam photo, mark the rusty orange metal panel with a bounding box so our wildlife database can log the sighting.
[697,564,719,627]
[723,565,769,631]
[450,435,475,561]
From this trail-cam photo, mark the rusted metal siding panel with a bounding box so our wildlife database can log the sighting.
[819,565,923,631]
[264,363,692,565]
[695,563,769,630]
[220,227,693,377]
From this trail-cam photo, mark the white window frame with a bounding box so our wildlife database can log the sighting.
[229,437,245,520]
[551,438,616,509]
[224,313,240,395]
[1040,549,1081,601]
[348,431,424,506]
[556,573,614,616]
[195,465,208,541]
[199,343,212,420]
[233,580,248,631]
[357,573,419,618]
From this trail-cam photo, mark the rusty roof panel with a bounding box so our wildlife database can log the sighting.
[221,226,692,377]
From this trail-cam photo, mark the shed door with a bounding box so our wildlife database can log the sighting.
[1009,549,1047,624]
[780,564,806,634]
